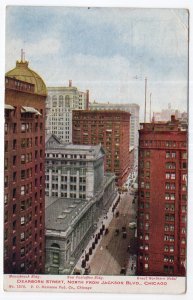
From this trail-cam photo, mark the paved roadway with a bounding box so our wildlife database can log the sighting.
[89,190,137,275]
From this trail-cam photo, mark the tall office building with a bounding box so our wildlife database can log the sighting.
[4,58,47,274]
[89,102,139,149]
[46,81,89,143]
[137,116,187,276]
[72,110,131,186]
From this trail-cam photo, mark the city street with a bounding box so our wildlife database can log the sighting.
[89,187,137,275]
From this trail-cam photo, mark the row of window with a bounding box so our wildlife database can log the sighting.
[131,257,178,271]
[165,193,186,201]
[6,77,33,90]
[139,234,149,240]
[139,244,149,250]
[140,172,186,183]
[139,161,186,170]
[165,214,175,222]
[5,178,35,194]
[47,191,86,199]
[20,215,42,226]
[164,235,175,242]
[49,113,70,119]
[164,216,185,228]
[163,265,174,274]
[139,202,150,209]
[49,183,86,191]
[5,153,43,170]
[165,183,176,190]
[48,167,86,175]
[164,245,174,252]
[4,210,34,225]
[165,173,176,180]
[45,175,86,183]
[21,122,43,132]
[73,114,122,121]
[21,153,32,163]
[6,186,43,202]
[140,182,150,189]
[139,234,184,244]
[47,161,86,168]
[164,224,175,232]
[21,150,43,162]
[46,160,87,167]
[140,140,187,148]
[138,222,150,230]
[139,259,185,273]
[138,254,175,263]
[5,122,43,134]
[138,213,149,220]
[7,155,43,172]
[140,150,187,159]
[5,225,43,243]
[5,167,34,182]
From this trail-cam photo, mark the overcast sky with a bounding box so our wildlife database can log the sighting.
[5,7,188,120]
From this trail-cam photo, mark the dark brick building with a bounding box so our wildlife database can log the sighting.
[4,59,47,274]
[72,110,131,186]
[137,116,187,276]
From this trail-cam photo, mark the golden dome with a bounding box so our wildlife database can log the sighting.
[6,60,47,96]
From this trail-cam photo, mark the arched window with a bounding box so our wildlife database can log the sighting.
[59,95,63,107]
[65,95,70,107]
[52,95,57,107]
[52,96,57,107]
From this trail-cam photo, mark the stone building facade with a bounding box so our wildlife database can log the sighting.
[45,135,117,274]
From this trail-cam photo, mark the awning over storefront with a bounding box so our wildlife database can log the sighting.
[5,104,15,110]
[21,106,41,115]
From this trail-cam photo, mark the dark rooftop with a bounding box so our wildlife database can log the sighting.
[45,197,88,232]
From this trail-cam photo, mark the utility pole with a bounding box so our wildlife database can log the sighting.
[144,77,147,123]
[150,92,152,122]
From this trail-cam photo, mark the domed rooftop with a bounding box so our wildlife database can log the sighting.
[6,59,47,96]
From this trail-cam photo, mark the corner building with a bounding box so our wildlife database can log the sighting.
[4,59,47,274]
[137,116,187,276]
[45,134,117,274]
[72,110,131,186]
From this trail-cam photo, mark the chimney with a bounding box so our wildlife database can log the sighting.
[86,90,89,110]
[152,112,155,123]
[69,80,72,87]
[171,115,176,123]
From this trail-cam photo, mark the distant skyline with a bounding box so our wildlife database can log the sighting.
[6,7,188,120]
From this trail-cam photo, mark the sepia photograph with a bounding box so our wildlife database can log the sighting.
[2,1,190,295]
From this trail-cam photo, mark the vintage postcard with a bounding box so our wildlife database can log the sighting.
[3,3,189,295]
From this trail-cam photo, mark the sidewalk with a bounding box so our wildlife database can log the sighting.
[126,254,137,276]
[72,191,120,274]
